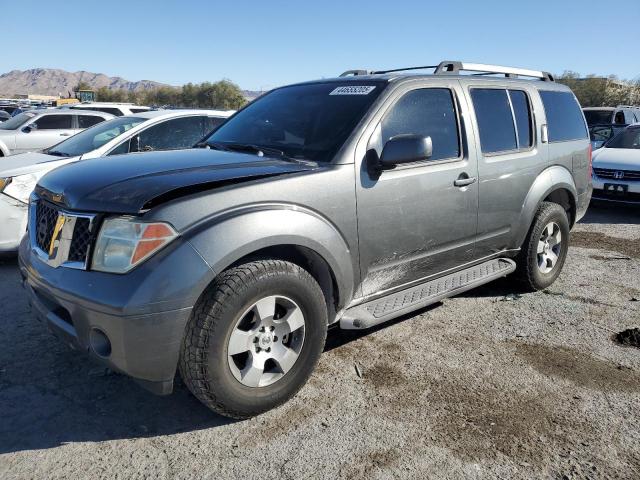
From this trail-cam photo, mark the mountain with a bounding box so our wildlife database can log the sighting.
[0,68,171,97]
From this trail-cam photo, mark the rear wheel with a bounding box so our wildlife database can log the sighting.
[179,259,327,419]
[515,202,570,291]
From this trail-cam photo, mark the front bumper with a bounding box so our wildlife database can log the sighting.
[0,194,28,252]
[592,177,640,204]
[19,235,216,394]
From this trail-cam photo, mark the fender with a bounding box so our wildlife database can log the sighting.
[514,165,577,247]
[184,205,356,308]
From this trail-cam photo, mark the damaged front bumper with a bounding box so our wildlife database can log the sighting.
[0,193,28,252]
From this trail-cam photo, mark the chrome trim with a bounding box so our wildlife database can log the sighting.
[28,195,96,270]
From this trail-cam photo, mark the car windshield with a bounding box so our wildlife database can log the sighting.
[46,116,147,157]
[584,110,614,125]
[204,82,385,162]
[605,127,640,149]
[0,112,37,130]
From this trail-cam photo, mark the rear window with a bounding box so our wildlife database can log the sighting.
[540,91,588,142]
[78,115,105,128]
[583,109,614,125]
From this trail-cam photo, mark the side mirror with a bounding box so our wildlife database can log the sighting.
[130,135,141,152]
[22,126,32,133]
[379,134,433,169]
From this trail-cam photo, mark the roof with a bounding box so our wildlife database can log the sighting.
[583,107,616,111]
[25,109,113,117]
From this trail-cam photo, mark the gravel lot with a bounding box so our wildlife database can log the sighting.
[1,204,639,480]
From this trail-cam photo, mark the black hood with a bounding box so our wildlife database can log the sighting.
[36,149,318,214]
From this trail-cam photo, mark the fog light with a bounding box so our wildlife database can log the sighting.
[90,328,112,358]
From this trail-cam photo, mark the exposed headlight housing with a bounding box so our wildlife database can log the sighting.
[1,173,42,203]
[92,217,178,273]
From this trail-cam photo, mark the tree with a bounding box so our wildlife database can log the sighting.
[73,81,92,92]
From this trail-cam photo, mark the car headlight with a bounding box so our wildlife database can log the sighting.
[92,217,178,273]
[1,173,41,203]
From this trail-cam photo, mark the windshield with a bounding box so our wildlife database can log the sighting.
[47,116,146,157]
[584,110,614,125]
[0,112,36,130]
[205,82,385,162]
[605,127,640,149]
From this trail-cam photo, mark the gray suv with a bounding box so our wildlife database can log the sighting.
[19,61,592,419]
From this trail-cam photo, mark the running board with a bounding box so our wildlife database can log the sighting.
[340,258,516,330]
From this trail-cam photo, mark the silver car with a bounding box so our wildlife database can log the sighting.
[0,110,113,157]
[0,109,233,252]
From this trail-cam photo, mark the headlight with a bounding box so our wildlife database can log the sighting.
[1,173,42,203]
[92,217,178,273]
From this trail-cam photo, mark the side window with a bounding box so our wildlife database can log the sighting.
[78,115,105,128]
[539,91,588,142]
[508,90,533,148]
[614,111,626,125]
[204,116,227,134]
[470,89,517,153]
[31,115,72,130]
[108,140,130,156]
[130,108,149,113]
[380,88,460,161]
[624,110,636,124]
[138,116,206,151]
[97,107,123,117]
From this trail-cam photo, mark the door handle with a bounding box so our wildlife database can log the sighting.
[60,133,71,136]
[454,174,477,187]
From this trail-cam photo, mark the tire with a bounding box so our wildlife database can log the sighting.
[514,201,570,291]
[179,259,327,419]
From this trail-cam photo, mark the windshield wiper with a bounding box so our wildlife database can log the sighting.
[195,141,231,151]
[46,150,71,157]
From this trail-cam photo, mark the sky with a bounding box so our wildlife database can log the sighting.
[2,0,639,91]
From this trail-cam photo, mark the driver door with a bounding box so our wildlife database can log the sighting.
[15,114,75,153]
[355,81,479,297]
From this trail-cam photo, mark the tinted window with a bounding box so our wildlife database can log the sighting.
[471,89,517,153]
[583,110,614,125]
[509,90,532,148]
[78,115,105,128]
[49,116,146,157]
[204,116,227,133]
[130,108,149,113]
[539,91,588,142]
[614,111,625,125]
[138,116,206,151]
[605,127,640,149]
[206,82,385,162]
[380,88,460,161]
[108,141,130,156]
[32,115,72,130]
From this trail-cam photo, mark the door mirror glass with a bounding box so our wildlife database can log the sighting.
[378,135,432,169]
[22,125,32,133]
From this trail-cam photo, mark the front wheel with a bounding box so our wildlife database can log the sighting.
[515,202,570,291]
[179,260,327,419]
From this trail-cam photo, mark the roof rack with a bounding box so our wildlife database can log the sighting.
[339,60,555,82]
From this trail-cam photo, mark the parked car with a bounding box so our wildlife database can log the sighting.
[0,109,233,252]
[19,61,591,419]
[69,102,151,117]
[0,104,20,115]
[591,124,640,203]
[583,106,640,126]
[0,110,113,157]
[589,123,628,150]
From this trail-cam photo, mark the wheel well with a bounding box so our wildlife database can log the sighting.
[544,189,576,227]
[229,245,340,324]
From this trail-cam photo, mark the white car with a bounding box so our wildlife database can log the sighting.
[591,124,640,204]
[0,110,113,157]
[0,109,233,252]
[68,102,151,117]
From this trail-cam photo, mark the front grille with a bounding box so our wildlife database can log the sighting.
[35,201,59,252]
[31,198,95,268]
[593,167,640,181]
[68,218,92,262]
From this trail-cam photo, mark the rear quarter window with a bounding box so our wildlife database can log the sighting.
[539,91,587,142]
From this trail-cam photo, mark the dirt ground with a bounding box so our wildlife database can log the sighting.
[1,204,639,479]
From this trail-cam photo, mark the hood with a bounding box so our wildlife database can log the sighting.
[592,148,640,170]
[0,151,78,177]
[36,149,319,214]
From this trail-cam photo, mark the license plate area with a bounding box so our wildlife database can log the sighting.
[604,183,628,195]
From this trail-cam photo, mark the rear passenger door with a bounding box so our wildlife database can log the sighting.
[356,81,478,297]
[465,83,546,257]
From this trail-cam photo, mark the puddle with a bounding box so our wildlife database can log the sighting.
[614,328,640,349]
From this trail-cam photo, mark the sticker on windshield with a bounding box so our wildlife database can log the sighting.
[329,86,376,96]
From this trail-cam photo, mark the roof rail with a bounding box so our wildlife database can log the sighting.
[339,61,555,81]
[434,61,554,81]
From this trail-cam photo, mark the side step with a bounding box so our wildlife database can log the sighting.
[340,258,516,330]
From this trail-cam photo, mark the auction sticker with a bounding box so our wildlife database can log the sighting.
[329,86,376,95]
